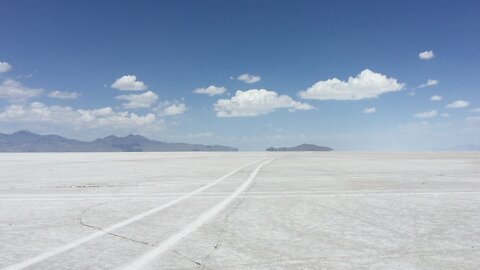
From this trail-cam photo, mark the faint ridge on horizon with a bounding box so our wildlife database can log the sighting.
[266,143,333,152]
[0,130,238,152]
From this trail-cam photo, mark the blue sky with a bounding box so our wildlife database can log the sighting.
[1,0,480,150]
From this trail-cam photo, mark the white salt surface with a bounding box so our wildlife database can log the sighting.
[1,152,479,269]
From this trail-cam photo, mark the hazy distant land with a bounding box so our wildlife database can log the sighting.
[0,130,238,152]
[266,143,333,152]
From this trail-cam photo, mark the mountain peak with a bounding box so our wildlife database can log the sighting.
[13,130,38,136]
[102,135,120,140]
[125,134,147,140]
[0,130,238,152]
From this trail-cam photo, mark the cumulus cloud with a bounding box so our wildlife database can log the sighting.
[161,103,187,116]
[156,101,187,116]
[471,108,480,113]
[0,62,12,73]
[419,50,435,60]
[441,113,450,117]
[446,100,469,109]
[193,85,227,96]
[111,75,147,91]
[418,79,438,88]
[214,89,314,117]
[0,102,159,129]
[298,69,404,100]
[236,73,261,84]
[363,107,376,114]
[430,95,442,101]
[413,110,437,118]
[0,78,43,101]
[115,91,158,109]
[48,90,81,99]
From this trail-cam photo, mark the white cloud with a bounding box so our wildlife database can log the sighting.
[430,95,443,101]
[298,69,404,100]
[156,102,187,116]
[214,89,314,117]
[363,107,376,114]
[466,116,480,122]
[413,110,437,118]
[237,73,261,84]
[0,102,159,129]
[0,79,43,101]
[115,91,158,109]
[48,90,81,99]
[111,75,147,91]
[441,113,450,117]
[193,85,227,96]
[418,79,438,88]
[419,50,435,60]
[470,108,480,113]
[446,100,469,109]
[0,62,12,73]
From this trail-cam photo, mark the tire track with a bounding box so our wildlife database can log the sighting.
[120,158,275,270]
[2,159,264,270]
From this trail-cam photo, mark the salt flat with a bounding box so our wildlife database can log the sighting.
[1,152,479,270]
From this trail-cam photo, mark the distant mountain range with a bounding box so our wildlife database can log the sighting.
[266,143,333,152]
[0,130,238,152]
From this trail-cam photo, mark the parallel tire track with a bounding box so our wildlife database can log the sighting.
[2,159,265,270]
[121,158,275,270]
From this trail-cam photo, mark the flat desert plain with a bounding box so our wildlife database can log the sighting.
[0,152,479,269]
